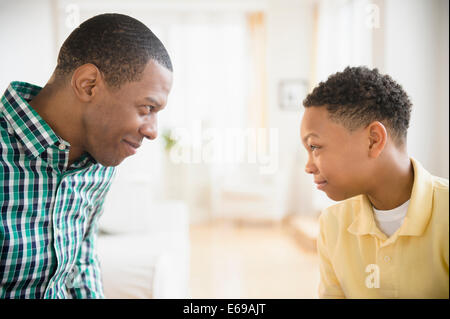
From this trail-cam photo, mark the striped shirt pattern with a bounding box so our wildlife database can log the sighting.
[0,82,116,298]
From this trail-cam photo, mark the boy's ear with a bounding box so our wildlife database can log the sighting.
[70,63,103,103]
[367,121,387,158]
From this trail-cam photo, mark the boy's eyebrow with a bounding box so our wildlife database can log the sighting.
[303,133,320,144]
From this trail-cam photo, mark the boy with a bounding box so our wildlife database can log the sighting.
[300,66,448,298]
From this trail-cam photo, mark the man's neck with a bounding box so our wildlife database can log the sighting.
[367,152,415,211]
[29,84,86,167]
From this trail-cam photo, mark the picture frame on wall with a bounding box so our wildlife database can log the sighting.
[278,79,308,111]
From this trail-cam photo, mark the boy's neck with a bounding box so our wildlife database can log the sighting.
[367,152,415,211]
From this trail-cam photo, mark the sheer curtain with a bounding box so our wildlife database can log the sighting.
[157,12,251,221]
[309,0,374,212]
[313,0,373,85]
[161,13,248,131]
[58,5,252,223]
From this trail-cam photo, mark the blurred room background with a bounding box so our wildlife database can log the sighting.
[1,0,448,299]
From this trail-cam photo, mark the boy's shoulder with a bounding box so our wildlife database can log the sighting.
[432,175,449,192]
[319,195,363,230]
[430,174,449,222]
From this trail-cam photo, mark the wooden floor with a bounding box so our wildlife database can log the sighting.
[189,220,320,299]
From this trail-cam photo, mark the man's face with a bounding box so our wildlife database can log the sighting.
[300,106,371,201]
[83,60,173,167]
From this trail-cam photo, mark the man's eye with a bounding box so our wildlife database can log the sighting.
[142,105,155,113]
[309,145,320,151]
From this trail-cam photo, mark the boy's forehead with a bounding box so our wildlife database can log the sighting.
[300,106,330,136]
[301,106,357,144]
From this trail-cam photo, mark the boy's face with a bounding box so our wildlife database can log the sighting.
[300,106,372,201]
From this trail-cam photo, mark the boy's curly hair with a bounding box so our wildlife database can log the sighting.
[303,66,412,146]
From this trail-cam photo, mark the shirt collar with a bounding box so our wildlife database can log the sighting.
[347,157,433,240]
[1,81,61,159]
[1,81,98,167]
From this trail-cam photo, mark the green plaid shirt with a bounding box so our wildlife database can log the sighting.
[0,82,116,298]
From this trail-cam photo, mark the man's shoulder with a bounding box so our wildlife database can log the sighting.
[95,164,117,191]
[0,107,16,154]
[0,102,10,134]
[93,164,117,182]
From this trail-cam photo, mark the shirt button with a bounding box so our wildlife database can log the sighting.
[384,256,391,263]
[59,144,66,151]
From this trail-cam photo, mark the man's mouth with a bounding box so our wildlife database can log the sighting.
[122,140,141,156]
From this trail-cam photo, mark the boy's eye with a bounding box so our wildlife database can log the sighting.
[309,144,320,151]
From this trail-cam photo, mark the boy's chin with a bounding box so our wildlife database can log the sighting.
[323,189,355,202]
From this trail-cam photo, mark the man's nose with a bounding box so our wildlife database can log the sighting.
[304,155,318,175]
[140,115,158,140]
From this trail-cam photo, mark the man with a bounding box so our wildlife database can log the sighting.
[300,66,448,298]
[0,13,173,298]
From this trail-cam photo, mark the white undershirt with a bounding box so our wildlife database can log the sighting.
[372,199,410,237]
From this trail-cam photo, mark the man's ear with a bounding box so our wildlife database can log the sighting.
[70,63,103,102]
[367,121,387,158]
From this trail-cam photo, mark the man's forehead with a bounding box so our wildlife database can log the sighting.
[141,60,173,84]
[130,78,170,105]
[143,95,168,109]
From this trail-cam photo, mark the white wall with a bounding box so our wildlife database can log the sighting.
[382,0,449,178]
[280,0,450,217]
[437,0,449,179]
[266,0,318,216]
[267,0,313,169]
[1,0,446,218]
[0,0,56,90]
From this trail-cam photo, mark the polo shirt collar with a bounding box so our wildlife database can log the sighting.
[347,157,433,239]
[398,157,433,236]
[1,81,61,159]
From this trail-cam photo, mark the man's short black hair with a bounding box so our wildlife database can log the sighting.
[55,13,172,88]
[303,66,412,146]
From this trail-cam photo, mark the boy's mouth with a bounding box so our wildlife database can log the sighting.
[314,180,328,190]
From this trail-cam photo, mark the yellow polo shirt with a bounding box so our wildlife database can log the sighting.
[317,158,449,298]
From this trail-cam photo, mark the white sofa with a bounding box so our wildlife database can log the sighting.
[94,144,190,299]
[97,199,190,299]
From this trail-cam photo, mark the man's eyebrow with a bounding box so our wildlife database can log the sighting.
[144,96,162,108]
[303,133,320,144]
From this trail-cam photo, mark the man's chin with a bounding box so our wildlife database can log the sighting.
[93,154,125,167]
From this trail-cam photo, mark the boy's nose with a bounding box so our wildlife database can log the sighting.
[305,157,318,175]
